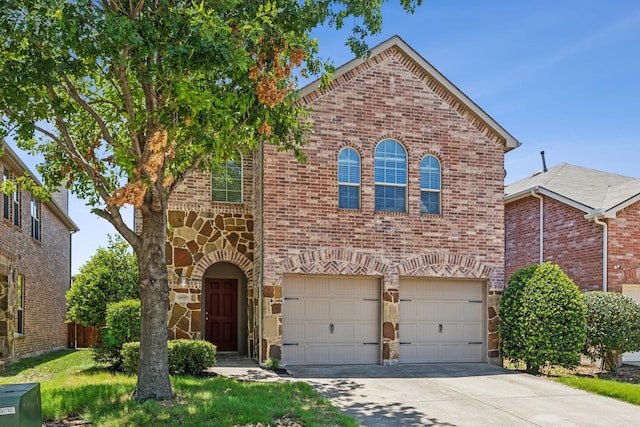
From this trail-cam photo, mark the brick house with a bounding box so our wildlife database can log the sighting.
[0,143,78,362]
[165,36,520,366]
[505,163,640,294]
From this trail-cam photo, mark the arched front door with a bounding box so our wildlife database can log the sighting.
[204,278,238,352]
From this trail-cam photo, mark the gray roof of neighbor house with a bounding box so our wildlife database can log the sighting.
[505,163,640,217]
[299,35,521,153]
[1,142,78,232]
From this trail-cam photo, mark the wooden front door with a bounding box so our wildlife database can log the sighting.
[205,279,238,351]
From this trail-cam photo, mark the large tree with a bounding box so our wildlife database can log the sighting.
[0,0,421,401]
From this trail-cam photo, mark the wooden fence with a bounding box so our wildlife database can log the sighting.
[67,322,99,348]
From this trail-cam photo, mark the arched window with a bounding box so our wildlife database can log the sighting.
[420,155,441,214]
[338,147,361,209]
[212,154,242,203]
[374,139,407,212]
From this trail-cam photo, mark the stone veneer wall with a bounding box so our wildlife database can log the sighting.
[259,45,507,364]
[165,209,255,348]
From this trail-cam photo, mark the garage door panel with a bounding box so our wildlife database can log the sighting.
[283,276,380,365]
[400,279,484,363]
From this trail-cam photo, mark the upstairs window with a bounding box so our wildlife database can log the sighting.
[30,196,40,241]
[212,157,242,203]
[2,168,8,220]
[374,139,407,212]
[338,148,361,209]
[12,185,20,228]
[420,155,441,214]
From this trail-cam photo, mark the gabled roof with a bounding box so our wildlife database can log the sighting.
[505,163,640,217]
[1,142,78,232]
[299,35,521,152]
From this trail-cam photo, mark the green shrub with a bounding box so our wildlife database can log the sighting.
[582,291,640,372]
[92,299,141,368]
[498,265,538,365]
[499,262,586,374]
[122,341,141,375]
[265,357,280,370]
[168,340,217,376]
[122,340,217,376]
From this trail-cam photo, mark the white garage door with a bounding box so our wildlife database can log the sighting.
[400,278,484,363]
[622,284,640,363]
[282,276,380,365]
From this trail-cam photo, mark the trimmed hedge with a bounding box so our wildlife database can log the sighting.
[499,262,586,373]
[582,291,640,372]
[122,339,217,376]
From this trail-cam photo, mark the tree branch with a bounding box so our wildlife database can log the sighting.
[92,206,141,250]
[113,61,143,159]
[61,75,116,147]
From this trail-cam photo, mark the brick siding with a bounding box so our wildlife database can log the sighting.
[0,159,72,361]
[506,194,604,291]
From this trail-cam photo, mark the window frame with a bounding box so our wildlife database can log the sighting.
[12,183,20,228]
[374,139,408,213]
[16,274,24,335]
[2,168,9,220]
[337,147,361,210]
[420,155,442,215]
[211,154,243,204]
[30,195,41,241]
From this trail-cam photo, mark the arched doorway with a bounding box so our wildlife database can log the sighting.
[203,262,248,355]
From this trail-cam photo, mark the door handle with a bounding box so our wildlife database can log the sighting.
[330,323,334,334]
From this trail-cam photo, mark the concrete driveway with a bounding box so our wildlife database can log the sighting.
[285,363,640,427]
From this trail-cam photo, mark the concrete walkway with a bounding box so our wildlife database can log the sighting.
[210,362,640,426]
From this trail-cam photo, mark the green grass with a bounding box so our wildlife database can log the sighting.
[0,349,357,426]
[555,376,640,406]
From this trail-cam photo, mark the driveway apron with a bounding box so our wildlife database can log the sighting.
[285,363,640,427]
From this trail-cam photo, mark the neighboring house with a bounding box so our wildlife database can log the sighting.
[505,163,640,294]
[164,36,520,366]
[0,143,78,363]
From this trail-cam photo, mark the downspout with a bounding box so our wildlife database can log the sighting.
[258,142,264,364]
[593,215,608,292]
[531,190,544,264]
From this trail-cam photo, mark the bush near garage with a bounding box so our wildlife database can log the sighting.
[499,262,586,374]
[122,339,217,376]
[582,291,640,373]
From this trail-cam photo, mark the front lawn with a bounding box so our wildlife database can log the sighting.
[0,349,357,426]
[555,375,640,406]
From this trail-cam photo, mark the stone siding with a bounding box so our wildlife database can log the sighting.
[165,154,257,354]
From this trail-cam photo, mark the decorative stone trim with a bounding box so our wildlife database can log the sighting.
[279,248,392,283]
[397,252,493,279]
[191,250,254,283]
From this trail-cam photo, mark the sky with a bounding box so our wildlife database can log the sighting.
[6,0,640,274]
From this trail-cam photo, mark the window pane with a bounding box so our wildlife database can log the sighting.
[421,156,441,190]
[375,140,406,185]
[375,185,406,212]
[2,169,8,220]
[338,148,360,184]
[17,275,24,334]
[212,159,242,203]
[421,191,441,214]
[339,185,360,209]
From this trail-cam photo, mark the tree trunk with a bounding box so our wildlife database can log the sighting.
[132,203,174,401]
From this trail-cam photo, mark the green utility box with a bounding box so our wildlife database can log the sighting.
[0,383,42,427]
